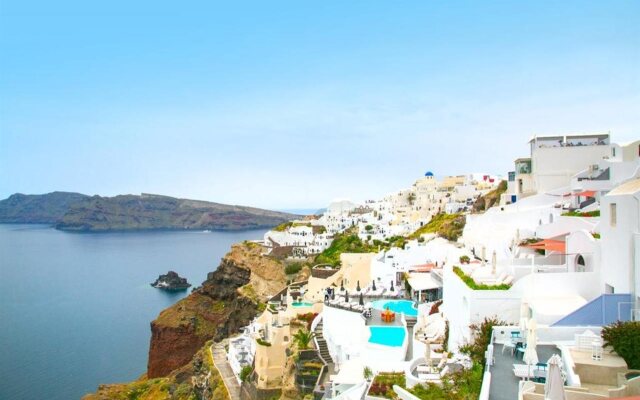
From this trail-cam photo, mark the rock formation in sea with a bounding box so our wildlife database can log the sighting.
[151,271,191,291]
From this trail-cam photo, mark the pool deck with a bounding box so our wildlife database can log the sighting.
[364,308,406,327]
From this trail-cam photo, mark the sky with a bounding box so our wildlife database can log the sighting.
[0,1,638,210]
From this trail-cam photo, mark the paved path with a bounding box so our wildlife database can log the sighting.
[210,342,241,400]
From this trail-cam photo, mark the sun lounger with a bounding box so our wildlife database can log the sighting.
[513,364,536,379]
[416,365,434,373]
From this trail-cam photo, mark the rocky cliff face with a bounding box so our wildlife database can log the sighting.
[147,242,289,378]
[85,241,299,399]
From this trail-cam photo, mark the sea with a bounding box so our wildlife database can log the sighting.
[0,224,267,400]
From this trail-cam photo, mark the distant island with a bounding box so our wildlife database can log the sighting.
[0,191,299,232]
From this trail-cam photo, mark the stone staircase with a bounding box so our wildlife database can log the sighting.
[314,320,333,365]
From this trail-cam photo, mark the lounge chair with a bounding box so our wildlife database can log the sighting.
[502,341,516,355]
[501,275,514,285]
[418,366,450,381]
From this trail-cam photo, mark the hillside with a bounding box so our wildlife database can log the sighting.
[472,180,508,212]
[0,191,298,231]
[0,191,89,223]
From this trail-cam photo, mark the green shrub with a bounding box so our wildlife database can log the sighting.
[273,221,293,231]
[459,255,470,264]
[368,372,406,398]
[256,338,271,347]
[365,224,373,231]
[240,365,253,382]
[602,321,640,369]
[460,317,507,365]
[562,210,600,217]
[453,266,511,290]
[285,263,303,275]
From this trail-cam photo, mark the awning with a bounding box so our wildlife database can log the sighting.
[574,190,596,198]
[407,273,441,291]
[523,239,566,253]
[409,263,435,272]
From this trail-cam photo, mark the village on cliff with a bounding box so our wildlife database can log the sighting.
[213,133,640,400]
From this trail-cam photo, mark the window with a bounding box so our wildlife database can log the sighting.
[612,147,616,157]
[610,203,617,227]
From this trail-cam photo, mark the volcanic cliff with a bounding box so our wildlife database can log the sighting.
[85,241,306,399]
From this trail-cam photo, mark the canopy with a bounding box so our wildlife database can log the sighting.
[574,190,596,198]
[407,273,441,291]
[523,239,566,253]
[410,263,435,272]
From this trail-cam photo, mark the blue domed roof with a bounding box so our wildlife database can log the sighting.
[425,171,434,177]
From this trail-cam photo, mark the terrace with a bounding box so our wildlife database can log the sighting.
[485,326,638,400]
[489,343,561,400]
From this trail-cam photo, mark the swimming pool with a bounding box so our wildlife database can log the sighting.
[371,299,418,317]
[291,301,314,307]
[368,326,406,347]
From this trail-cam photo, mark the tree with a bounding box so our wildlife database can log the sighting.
[293,329,315,349]
[602,321,640,369]
[363,366,373,380]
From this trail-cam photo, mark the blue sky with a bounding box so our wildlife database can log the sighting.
[1,1,638,209]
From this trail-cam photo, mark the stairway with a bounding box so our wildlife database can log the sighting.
[314,320,334,365]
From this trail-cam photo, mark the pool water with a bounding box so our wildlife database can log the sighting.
[368,326,406,347]
[291,301,314,307]
[371,299,418,317]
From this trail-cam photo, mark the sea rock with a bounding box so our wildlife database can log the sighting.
[151,271,191,291]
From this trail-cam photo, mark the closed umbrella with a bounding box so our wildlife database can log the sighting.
[357,280,361,292]
[344,291,349,303]
[491,250,497,275]
[359,292,364,306]
[372,280,377,291]
[545,354,566,400]
[519,303,529,336]
[523,318,538,379]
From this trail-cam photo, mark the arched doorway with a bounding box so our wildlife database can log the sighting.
[576,254,586,272]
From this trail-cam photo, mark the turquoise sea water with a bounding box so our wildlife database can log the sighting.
[0,224,266,400]
[371,299,418,317]
[368,326,406,347]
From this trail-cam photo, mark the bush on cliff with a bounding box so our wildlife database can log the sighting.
[285,262,303,275]
[409,213,466,242]
[314,229,374,267]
